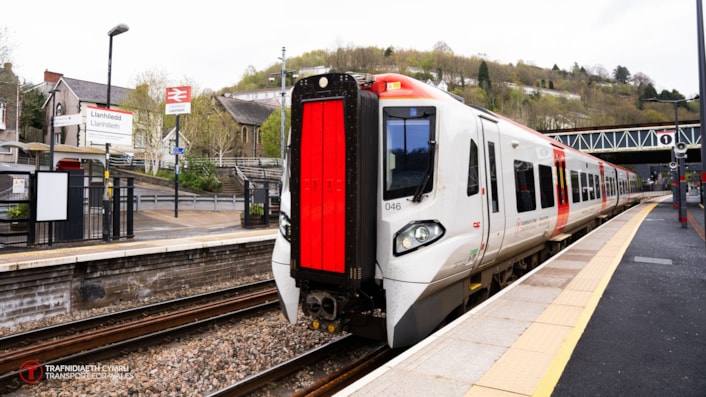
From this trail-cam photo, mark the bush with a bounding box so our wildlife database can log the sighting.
[164,156,222,192]
[7,203,29,219]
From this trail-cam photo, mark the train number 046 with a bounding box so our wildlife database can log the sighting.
[385,202,402,211]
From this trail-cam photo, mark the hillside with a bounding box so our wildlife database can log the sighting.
[225,44,700,131]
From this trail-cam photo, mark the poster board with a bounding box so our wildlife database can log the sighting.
[36,171,69,221]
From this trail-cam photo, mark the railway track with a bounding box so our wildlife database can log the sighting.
[0,280,278,393]
[207,334,400,396]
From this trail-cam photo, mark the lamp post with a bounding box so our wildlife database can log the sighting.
[103,23,129,242]
[697,0,706,254]
[279,47,287,163]
[48,87,60,171]
[269,47,297,166]
[643,96,698,229]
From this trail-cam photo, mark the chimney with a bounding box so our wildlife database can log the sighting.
[44,70,63,83]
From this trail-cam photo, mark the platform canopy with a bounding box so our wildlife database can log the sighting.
[0,141,125,169]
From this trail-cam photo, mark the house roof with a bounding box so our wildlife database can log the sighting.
[216,96,278,126]
[61,77,131,105]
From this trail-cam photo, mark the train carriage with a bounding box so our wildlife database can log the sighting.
[272,72,642,348]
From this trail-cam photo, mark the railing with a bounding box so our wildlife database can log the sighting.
[110,156,283,169]
[134,194,243,211]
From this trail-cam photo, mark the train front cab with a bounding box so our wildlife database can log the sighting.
[287,74,382,336]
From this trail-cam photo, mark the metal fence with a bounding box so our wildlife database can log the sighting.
[0,172,135,248]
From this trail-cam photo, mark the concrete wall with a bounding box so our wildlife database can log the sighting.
[0,239,274,328]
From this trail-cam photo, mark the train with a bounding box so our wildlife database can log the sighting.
[271,72,643,348]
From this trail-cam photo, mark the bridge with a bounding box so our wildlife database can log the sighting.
[543,121,702,164]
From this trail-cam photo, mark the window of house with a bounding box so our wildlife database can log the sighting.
[0,102,6,130]
[242,126,248,143]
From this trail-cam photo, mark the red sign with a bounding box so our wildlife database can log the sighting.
[166,86,191,104]
[165,86,192,115]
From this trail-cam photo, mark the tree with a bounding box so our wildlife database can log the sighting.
[260,108,290,158]
[613,65,631,84]
[209,107,239,165]
[478,60,491,92]
[120,70,168,175]
[0,26,12,64]
[19,89,45,140]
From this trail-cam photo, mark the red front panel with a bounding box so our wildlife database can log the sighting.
[299,100,346,273]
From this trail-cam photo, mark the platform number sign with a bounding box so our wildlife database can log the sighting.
[656,129,676,148]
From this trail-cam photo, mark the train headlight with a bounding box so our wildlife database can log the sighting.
[394,220,445,256]
[279,212,291,241]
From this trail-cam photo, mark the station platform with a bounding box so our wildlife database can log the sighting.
[338,196,706,397]
[0,210,276,272]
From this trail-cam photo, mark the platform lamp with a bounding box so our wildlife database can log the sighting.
[103,23,129,242]
[642,96,697,229]
[48,87,60,171]
[698,0,706,254]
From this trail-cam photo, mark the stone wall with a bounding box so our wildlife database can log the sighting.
[0,238,275,328]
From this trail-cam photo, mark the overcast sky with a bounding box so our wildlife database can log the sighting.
[1,0,703,98]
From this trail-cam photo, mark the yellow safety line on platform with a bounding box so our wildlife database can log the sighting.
[532,202,657,396]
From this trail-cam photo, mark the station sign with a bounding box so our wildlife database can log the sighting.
[656,129,676,148]
[165,86,192,115]
[85,106,133,145]
[54,113,82,127]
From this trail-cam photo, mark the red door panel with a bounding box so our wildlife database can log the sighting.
[299,100,346,273]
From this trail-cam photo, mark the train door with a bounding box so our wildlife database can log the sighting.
[598,163,607,212]
[553,148,569,234]
[478,118,505,264]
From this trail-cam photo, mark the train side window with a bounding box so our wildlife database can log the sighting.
[488,142,499,212]
[588,174,595,200]
[467,140,479,196]
[581,172,589,201]
[539,165,555,209]
[514,160,536,213]
[596,175,602,199]
[571,171,581,203]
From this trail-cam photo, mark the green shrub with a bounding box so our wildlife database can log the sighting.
[7,203,29,219]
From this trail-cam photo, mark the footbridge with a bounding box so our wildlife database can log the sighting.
[543,121,702,164]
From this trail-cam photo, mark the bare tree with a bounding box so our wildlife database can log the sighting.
[0,26,12,64]
[210,108,238,166]
[120,70,168,175]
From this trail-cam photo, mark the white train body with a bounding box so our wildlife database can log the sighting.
[272,73,642,348]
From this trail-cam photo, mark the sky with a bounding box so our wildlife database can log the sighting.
[1,0,703,98]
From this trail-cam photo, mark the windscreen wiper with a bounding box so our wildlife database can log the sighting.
[411,139,436,203]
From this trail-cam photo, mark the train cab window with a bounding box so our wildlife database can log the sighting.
[571,171,581,203]
[539,165,555,209]
[383,107,436,201]
[514,160,536,213]
[467,140,479,196]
